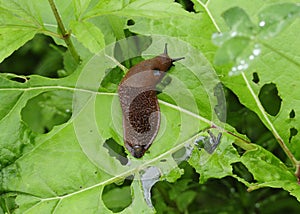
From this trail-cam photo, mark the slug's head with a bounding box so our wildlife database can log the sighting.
[125,141,147,158]
[152,43,185,72]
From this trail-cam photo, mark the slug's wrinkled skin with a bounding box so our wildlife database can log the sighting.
[118,44,184,158]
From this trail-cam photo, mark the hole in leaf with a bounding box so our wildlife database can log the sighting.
[223,86,288,162]
[289,109,295,118]
[99,66,124,92]
[252,72,259,83]
[10,76,29,83]
[113,35,152,64]
[103,138,128,165]
[0,194,18,211]
[21,91,72,133]
[175,0,195,12]
[232,162,254,182]
[232,143,246,156]
[0,34,67,78]
[127,19,135,26]
[289,128,298,143]
[258,83,282,116]
[102,178,133,212]
[152,162,199,212]
[223,86,270,141]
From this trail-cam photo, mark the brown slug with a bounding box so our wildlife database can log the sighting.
[118,44,184,158]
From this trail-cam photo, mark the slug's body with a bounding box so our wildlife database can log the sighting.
[118,44,184,158]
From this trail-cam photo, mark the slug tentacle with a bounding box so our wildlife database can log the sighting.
[118,44,184,158]
[164,43,168,55]
[172,57,185,62]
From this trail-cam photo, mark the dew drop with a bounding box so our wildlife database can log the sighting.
[212,32,224,46]
[253,48,261,56]
[249,55,255,60]
[259,21,266,27]
[212,32,222,39]
[237,65,244,70]
[229,67,238,76]
[231,31,237,37]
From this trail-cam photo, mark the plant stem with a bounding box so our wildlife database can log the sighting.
[196,0,221,32]
[296,164,300,183]
[48,0,80,63]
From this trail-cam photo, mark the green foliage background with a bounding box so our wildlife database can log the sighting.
[0,0,300,213]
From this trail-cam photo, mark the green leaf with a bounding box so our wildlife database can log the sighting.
[0,30,37,64]
[85,0,190,19]
[70,20,105,53]
[211,3,300,167]
[0,0,60,62]
[214,36,251,66]
[215,3,300,158]
[222,7,256,35]
[211,0,300,201]
[0,35,224,212]
[2,0,300,213]
[258,3,300,38]
[241,145,300,201]
[212,3,300,75]
[73,0,92,20]
[189,133,242,183]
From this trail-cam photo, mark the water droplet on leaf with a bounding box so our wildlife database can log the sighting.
[259,21,266,27]
[231,31,237,37]
[253,48,261,56]
[249,55,255,60]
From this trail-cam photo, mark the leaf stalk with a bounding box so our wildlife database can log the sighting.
[48,0,81,63]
